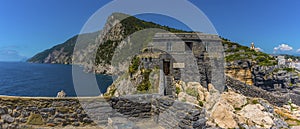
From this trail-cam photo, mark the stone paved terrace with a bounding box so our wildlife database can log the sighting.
[0,94,206,129]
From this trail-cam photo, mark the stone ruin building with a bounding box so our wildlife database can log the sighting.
[138,32,225,96]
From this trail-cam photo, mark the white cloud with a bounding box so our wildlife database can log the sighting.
[274,44,293,52]
[297,49,300,53]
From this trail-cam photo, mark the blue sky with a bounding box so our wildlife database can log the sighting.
[0,0,300,61]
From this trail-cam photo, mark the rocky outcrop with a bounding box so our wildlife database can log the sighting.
[172,80,290,128]
[206,90,288,129]
[251,65,300,92]
[237,104,274,128]
[226,60,300,93]
[176,82,209,106]
[275,102,300,127]
[226,60,253,85]
[221,91,247,110]
[210,99,238,128]
[105,67,160,97]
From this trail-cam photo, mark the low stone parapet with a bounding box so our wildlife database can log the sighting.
[152,96,206,129]
[0,94,206,128]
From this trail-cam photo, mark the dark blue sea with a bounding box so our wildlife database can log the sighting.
[0,62,113,97]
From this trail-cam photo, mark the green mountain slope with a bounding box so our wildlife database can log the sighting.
[29,12,279,74]
[221,38,277,66]
[28,13,188,66]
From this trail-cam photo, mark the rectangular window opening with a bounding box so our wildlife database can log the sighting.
[185,42,193,51]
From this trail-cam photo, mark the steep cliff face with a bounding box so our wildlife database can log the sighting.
[71,14,126,74]
[27,13,125,69]
[226,61,253,85]
[27,32,99,64]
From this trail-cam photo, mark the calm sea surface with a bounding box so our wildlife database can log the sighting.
[0,62,113,97]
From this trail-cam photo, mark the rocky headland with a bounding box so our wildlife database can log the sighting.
[19,12,300,129]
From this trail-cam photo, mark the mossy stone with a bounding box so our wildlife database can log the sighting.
[26,113,44,125]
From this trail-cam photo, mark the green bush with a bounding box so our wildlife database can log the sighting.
[137,69,152,91]
[284,68,295,72]
[128,56,140,74]
[198,101,204,107]
[234,107,242,111]
[251,99,259,104]
[95,40,119,65]
[186,88,198,97]
[273,68,295,73]
[176,87,181,95]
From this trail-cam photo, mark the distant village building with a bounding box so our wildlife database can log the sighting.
[277,56,286,66]
[250,42,255,50]
[289,62,296,69]
[286,58,296,69]
[295,63,300,70]
[250,42,260,52]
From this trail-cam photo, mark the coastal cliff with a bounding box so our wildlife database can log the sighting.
[23,13,300,128]
[28,13,187,74]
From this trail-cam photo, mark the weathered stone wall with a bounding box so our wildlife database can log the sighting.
[0,94,205,129]
[226,76,289,107]
[152,96,206,129]
[0,96,90,128]
[141,57,160,70]
[170,53,201,83]
[110,94,156,118]
[207,41,225,93]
